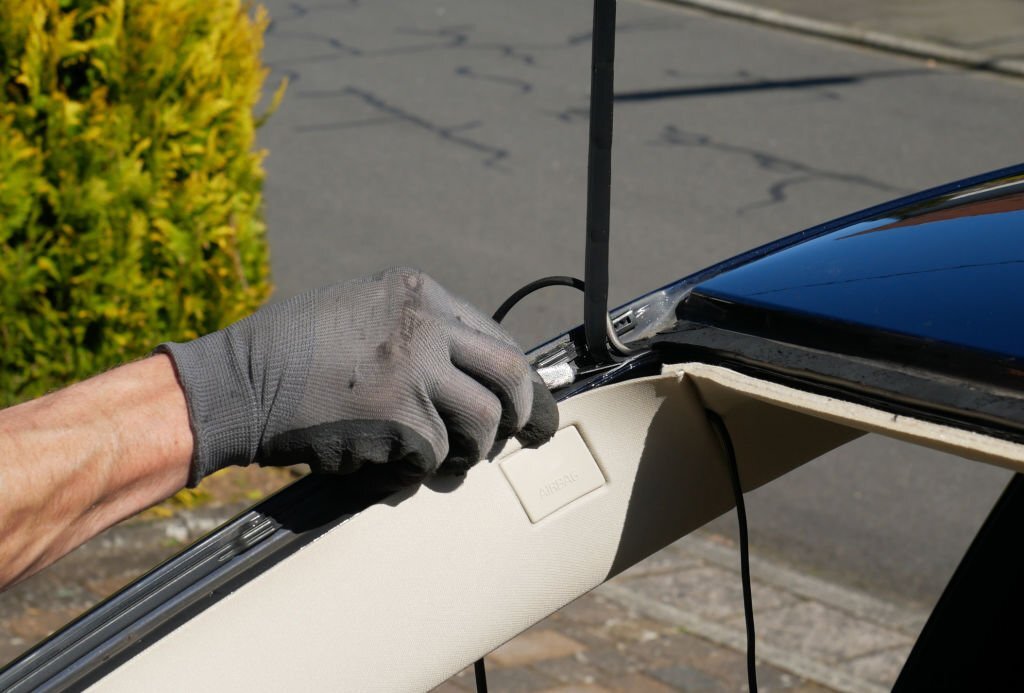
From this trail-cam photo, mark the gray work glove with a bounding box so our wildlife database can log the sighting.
[157,267,558,488]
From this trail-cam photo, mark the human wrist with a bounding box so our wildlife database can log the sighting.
[0,355,192,588]
[92,355,194,518]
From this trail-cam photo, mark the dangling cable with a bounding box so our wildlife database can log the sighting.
[472,273,620,691]
[475,278,586,693]
[473,658,488,693]
[474,9,623,691]
[705,410,758,693]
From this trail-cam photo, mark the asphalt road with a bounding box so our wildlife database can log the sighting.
[256,0,1020,608]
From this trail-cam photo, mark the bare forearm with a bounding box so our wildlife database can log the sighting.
[0,355,192,590]
[0,271,560,591]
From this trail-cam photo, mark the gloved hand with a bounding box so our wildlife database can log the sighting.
[157,267,558,488]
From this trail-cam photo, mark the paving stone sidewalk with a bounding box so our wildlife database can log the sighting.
[435,530,929,693]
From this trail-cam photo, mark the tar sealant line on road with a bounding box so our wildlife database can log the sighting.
[653,0,1024,79]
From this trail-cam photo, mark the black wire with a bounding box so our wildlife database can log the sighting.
[705,410,758,693]
[481,277,584,693]
[491,275,585,323]
[473,658,488,693]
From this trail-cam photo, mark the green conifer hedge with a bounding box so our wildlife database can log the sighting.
[0,0,282,407]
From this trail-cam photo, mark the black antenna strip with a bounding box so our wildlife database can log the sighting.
[583,0,617,364]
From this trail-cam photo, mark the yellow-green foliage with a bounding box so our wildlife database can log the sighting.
[0,0,283,407]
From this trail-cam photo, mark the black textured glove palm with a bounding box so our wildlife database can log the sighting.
[158,267,558,487]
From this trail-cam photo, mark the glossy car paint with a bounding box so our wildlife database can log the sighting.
[679,170,1024,382]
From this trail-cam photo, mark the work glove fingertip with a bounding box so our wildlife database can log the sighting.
[356,456,432,494]
[515,377,559,448]
[436,456,475,477]
[435,426,487,477]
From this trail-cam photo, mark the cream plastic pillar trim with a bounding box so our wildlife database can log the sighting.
[92,364,918,693]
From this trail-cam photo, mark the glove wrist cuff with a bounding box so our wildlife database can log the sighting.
[155,332,257,486]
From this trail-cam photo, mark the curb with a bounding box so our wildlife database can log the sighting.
[657,0,1024,79]
[597,531,930,693]
[599,583,887,693]
[685,533,928,636]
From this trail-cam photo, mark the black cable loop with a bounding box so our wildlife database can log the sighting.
[491,276,586,323]
[491,275,634,358]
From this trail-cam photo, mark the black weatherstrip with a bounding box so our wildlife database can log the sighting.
[654,323,1024,444]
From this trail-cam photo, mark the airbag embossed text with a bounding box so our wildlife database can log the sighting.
[500,426,606,523]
